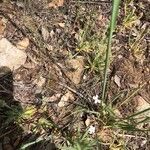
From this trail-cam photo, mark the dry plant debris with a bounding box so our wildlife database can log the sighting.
[0,17,6,36]
[48,0,64,8]
[66,56,85,85]
[16,37,29,50]
[0,0,149,149]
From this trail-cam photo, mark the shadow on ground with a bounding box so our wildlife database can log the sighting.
[0,66,57,150]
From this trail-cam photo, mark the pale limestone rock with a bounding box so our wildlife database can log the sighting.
[0,38,27,70]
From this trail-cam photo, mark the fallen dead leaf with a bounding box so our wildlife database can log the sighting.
[48,0,64,8]
[0,17,6,36]
[85,117,91,127]
[46,44,53,51]
[0,38,27,70]
[136,96,150,118]
[58,23,65,28]
[41,26,49,41]
[58,91,74,107]
[114,75,121,87]
[134,96,150,129]
[128,83,138,88]
[16,38,29,50]
[35,76,46,88]
[50,30,55,38]
[66,56,85,85]
[23,62,37,69]
[43,93,61,103]
[97,127,114,143]
[97,14,103,22]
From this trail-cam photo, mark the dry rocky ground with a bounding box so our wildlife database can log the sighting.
[0,0,149,150]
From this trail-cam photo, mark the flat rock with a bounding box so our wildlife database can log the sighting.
[0,38,27,70]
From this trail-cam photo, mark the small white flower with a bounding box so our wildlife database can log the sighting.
[88,125,95,134]
[93,95,101,104]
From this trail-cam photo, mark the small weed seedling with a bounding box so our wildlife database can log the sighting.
[61,129,97,150]
[123,0,142,29]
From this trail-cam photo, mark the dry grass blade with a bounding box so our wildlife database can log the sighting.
[71,0,111,5]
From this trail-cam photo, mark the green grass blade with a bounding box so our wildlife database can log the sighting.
[101,0,120,101]
[118,82,146,108]
[126,107,150,119]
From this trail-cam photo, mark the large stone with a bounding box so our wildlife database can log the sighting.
[0,38,27,70]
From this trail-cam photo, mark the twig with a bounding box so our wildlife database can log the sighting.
[57,82,96,110]
[58,82,84,98]
[116,133,147,140]
[71,0,111,5]
[118,82,146,108]
[0,127,17,139]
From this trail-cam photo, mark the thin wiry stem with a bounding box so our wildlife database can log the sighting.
[71,1,111,5]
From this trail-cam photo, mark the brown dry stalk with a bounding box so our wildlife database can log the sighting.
[71,0,111,5]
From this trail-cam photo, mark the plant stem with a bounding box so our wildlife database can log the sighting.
[101,0,120,101]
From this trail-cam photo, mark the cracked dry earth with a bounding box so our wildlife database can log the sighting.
[0,0,150,150]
